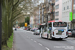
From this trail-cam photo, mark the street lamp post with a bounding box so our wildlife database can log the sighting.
[0,1,2,50]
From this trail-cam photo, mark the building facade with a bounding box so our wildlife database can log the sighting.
[30,5,40,28]
[41,0,55,23]
[71,0,75,29]
[62,0,72,29]
[55,0,62,20]
[62,0,75,29]
[30,13,34,28]
[62,0,72,22]
[39,3,44,24]
[48,0,55,21]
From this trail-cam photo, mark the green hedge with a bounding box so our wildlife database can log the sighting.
[2,33,13,50]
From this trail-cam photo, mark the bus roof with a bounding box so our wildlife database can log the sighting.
[48,20,62,23]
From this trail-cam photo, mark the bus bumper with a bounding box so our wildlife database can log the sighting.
[52,36,68,39]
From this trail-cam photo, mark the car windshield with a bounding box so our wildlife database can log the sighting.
[53,22,67,27]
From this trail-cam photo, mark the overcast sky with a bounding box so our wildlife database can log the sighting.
[39,0,44,4]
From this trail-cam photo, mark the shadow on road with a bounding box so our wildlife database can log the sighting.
[38,37,66,41]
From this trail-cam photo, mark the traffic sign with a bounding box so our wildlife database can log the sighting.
[69,12,72,21]
[25,23,27,27]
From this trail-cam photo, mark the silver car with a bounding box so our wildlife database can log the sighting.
[34,29,40,35]
[68,29,72,37]
[72,29,75,37]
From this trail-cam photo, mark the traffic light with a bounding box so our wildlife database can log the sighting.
[25,23,27,27]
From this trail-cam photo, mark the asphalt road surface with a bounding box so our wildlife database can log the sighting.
[13,28,75,50]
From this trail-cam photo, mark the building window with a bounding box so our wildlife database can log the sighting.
[67,6,69,9]
[74,0,75,4]
[55,11,59,16]
[55,4,59,9]
[64,7,65,10]
[44,26,47,32]
[55,18,59,20]
[55,0,59,2]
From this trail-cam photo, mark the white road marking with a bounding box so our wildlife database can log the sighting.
[28,37,30,39]
[34,41,37,43]
[31,39,33,40]
[67,40,75,44]
[45,47,50,50]
[38,43,42,46]
[27,36,28,37]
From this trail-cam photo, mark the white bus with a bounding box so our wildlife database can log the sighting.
[40,20,68,39]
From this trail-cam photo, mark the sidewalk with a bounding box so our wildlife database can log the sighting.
[12,33,17,50]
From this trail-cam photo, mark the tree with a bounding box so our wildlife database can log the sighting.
[1,0,33,47]
[25,16,30,25]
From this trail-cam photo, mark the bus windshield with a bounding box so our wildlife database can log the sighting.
[53,22,67,27]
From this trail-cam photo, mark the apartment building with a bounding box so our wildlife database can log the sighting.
[35,6,39,28]
[39,3,44,24]
[42,0,55,23]
[30,12,34,28]
[62,0,72,22]
[48,0,55,21]
[30,5,40,28]
[55,0,62,20]
[62,0,72,29]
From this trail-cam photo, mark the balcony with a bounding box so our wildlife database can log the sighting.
[51,3,55,6]
[48,10,54,14]
[49,1,55,6]
[48,11,51,14]
[49,1,52,4]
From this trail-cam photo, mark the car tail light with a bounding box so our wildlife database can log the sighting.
[69,33,71,34]
[66,32,68,35]
[53,32,54,36]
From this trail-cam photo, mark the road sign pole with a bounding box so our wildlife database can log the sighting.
[0,1,2,50]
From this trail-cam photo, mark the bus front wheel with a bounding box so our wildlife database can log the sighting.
[47,34,50,39]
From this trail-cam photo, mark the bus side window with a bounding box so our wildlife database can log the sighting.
[49,23,52,27]
[48,23,52,28]
[44,26,47,32]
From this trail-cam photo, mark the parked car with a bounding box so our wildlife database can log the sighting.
[33,29,40,35]
[27,28,31,31]
[25,27,27,30]
[30,28,38,32]
[23,27,25,30]
[72,28,75,37]
[30,28,35,32]
[68,29,72,37]
[15,28,17,31]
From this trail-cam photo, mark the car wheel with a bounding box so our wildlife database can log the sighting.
[41,34,43,38]
[47,34,50,39]
[34,33,35,35]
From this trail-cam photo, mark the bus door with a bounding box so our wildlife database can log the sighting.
[43,25,48,38]
[48,23,52,34]
[40,26,44,35]
[48,23,52,38]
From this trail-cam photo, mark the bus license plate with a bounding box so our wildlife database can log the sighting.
[56,31,62,35]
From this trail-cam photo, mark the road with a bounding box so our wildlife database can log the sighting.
[13,28,75,50]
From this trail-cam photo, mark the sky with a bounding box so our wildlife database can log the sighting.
[39,0,44,4]
[32,0,44,5]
